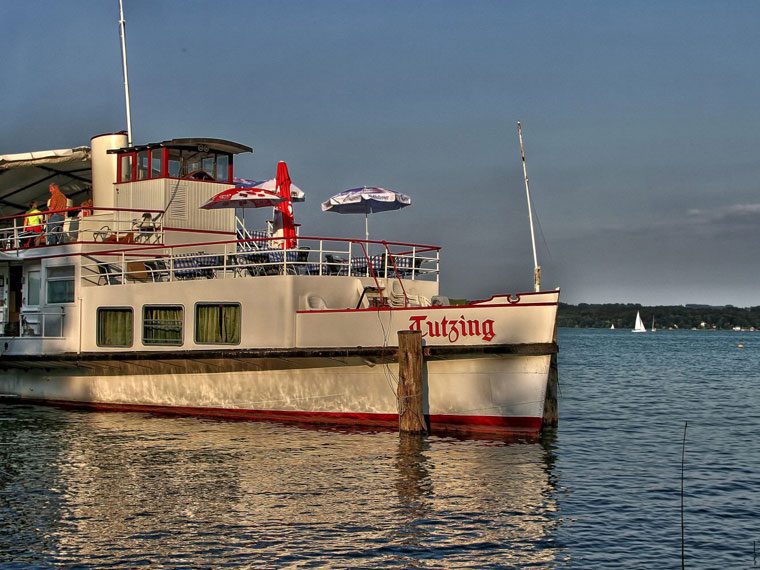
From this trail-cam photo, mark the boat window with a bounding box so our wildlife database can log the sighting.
[151,148,164,178]
[167,148,182,178]
[119,153,135,182]
[26,270,41,306]
[163,148,229,182]
[46,265,75,304]
[143,305,183,345]
[137,150,150,180]
[97,308,133,347]
[195,303,240,344]
[217,154,229,182]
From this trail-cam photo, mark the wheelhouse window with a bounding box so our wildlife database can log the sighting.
[118,153,135,182]
[195,303,240,344]
[143,305,183,346]
[97,308,133,347]
[46,265,75,304]
[165,149,231,182]
[137,150,150,180]
[151,148,164,178]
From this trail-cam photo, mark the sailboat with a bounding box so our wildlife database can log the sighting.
[651,316,656,333]
[632,311,647,333]
[610,323,615,330]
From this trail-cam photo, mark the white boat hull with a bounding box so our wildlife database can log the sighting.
[0,351,550,435]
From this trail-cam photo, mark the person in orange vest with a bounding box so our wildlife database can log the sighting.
[22,200,44,248]
[46,183,67,245]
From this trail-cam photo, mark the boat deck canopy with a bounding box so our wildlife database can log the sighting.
[108,138,253,156]
[0,147,92,215]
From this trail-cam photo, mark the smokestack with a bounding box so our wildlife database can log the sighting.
[90,132,128,210]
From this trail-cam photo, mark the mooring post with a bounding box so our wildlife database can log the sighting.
[542,323,559,428]
[397,330,426,434]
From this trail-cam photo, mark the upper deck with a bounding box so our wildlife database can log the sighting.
[0,134,442,349]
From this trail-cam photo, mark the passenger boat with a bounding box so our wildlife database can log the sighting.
[0,132,559,436]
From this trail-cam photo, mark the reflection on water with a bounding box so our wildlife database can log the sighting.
[0,405,561,568]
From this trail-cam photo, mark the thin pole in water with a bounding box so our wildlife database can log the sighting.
[118,0,133,146]
[681,421,687,570]
[517,121,540,292]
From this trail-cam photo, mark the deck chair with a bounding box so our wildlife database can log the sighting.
[324,254,347,275]
[126,261,152,283]
[97,263,122,285]
[390,280,429,307]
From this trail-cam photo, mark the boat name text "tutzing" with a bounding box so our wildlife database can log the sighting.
[408,315,496,342]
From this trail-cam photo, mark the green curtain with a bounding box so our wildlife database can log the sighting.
[196,304,240,344]
[143,306,183,345]
[98,309,133,347]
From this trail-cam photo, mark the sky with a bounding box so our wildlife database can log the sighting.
[2,1,760,306]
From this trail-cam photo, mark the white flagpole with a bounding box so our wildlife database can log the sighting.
[517,121,541,292]
[118,0,133,146]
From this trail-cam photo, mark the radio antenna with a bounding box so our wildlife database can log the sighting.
[517,121,541,291]
[118,0,133,146]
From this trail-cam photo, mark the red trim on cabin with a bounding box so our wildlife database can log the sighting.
[15,399,543,436]
[296,301,558,315]
[160,148,169,178]
[161,226,236,236]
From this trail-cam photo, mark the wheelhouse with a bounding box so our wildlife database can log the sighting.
[109,138,252,184]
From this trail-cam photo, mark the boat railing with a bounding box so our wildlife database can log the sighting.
[0,207,165,251]
[78,235,440,287]
[1,307,66,338]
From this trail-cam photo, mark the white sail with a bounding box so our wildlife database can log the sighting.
[610,324,615,329]
[632,311,647,333]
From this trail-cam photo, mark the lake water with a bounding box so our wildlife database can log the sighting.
[1,329,758,568]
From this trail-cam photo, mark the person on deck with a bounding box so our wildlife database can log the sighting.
[80,196,93,217]
[22,200,44,248]
[46,183,67,245]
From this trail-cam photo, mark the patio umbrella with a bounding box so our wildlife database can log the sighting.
[200,186,284,210]
[274,161,297,249]
[234,177,305,202]
[321,186,411,242]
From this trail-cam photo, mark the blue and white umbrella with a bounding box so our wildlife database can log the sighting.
[321,186,411,241]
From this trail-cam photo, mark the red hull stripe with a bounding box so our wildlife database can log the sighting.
[17,399,543,436]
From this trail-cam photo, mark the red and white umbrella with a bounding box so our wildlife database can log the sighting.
[200,187,284,210]
[273,161,297,249]
[234,177,305,202]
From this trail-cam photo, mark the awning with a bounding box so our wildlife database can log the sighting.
[0,147,92,216]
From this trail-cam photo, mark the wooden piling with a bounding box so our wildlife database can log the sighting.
[542,323,559,429]
[397,330,426,434]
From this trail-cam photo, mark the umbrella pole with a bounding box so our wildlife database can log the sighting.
[365,213,369,243]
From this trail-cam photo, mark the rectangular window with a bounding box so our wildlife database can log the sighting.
[167,149,182,178]
[195,303,240,344]
[151,148,164,178]
[217,154,229,182]
[120,154,134,182]
[47,265,75,304]
[97,308,133,347]
[143,305,183,345]
[27,269,41,306]
[137,150,150,180]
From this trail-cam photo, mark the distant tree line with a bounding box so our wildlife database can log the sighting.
[558,303,760,330]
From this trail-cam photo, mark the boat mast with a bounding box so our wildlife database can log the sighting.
[517,121,541,292]
[118,0,133,146]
